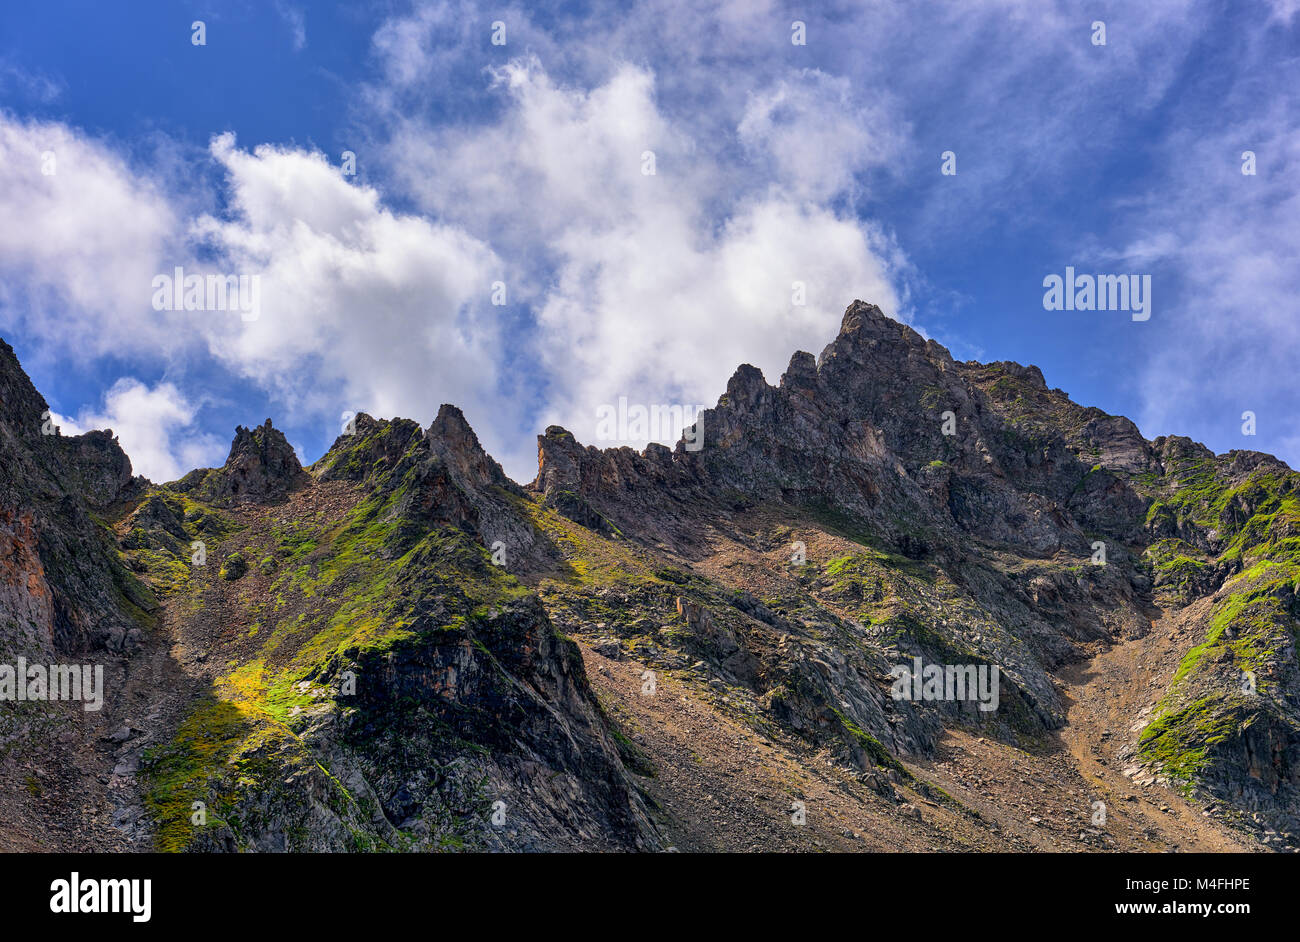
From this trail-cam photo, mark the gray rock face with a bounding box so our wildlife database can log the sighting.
[521,303,1155,753]
[522,301,1300,846]
[337,597,660,851]
[191,419,310,505]
[0,339,152,657]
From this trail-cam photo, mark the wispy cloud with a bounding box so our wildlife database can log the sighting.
[0,59,63,103]
[1126,106,1300,452]
[276,2,307,52]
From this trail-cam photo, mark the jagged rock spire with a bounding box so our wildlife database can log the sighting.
[193,418,309,505]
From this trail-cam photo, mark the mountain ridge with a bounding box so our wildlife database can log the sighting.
[1,301,1295,852]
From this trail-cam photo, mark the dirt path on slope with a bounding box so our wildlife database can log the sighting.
[1054,604,1255,852]
[912,605,1258,853]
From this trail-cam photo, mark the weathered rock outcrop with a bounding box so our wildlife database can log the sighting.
[188,419,310,505]
[0,339,152,657]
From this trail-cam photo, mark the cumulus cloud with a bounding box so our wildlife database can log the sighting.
[191,133,509,445]
[380,57,904,471]
[0,112,517,474]
[55,378,225,483]
[737,70,903,203]
[7,0,1294,487]
[530,198,900,441]
[0,113,181,359]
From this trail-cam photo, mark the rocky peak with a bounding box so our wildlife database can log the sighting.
[988,360,1048,389]
[0,337,59,454]
[534,426,585,493]
[51,429,141,509]
[0,337,151,656]
[427,404,516,493]
[315,413,424,484]
[779,351,820,394]
[833,299,926,350]
[196,419,309,504]
[1153,435,1216,474]
[721,363,772,414]
[1,335,138,502]
[532,426,615,533]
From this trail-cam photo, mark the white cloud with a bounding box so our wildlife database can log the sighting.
[191,133,510,447]
[380,58,904,473]
[276,2,307,51]
[532,198,900,441]
[57,378,225,483]
[9,0,1290,488]
[370,1,449,88]
[737,70,903,203]
[0,113,182,359]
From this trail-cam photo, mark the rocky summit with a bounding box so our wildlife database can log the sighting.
[0,301,1295,853]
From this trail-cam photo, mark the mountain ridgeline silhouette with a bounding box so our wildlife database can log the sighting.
[0,302,1295,852]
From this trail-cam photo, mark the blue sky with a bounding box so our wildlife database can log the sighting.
[1,0,1297,483]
